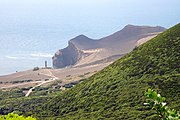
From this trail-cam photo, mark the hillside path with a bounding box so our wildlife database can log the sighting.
[25,69,59,97]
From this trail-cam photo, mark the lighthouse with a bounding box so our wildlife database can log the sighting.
[45,61,47,68]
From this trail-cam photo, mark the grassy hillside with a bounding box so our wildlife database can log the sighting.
[0,23,180,120]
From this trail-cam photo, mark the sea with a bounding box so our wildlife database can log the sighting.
[0,0,179,75]
[0,3,124,75]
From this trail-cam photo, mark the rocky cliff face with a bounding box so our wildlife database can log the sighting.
[52,41,83,68]
[52,25,166,68]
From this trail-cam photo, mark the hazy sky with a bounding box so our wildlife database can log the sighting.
[0,0,179,28]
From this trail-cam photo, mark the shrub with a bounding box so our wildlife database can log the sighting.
[0,113,36,120]
[33,67,39,71]
[144,89,180,120]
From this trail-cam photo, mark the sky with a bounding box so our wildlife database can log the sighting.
[0,0,179,75]
[0,0,179,29]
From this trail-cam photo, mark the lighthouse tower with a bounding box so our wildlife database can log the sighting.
[45,61,47,68]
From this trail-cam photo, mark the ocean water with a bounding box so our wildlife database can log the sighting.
[0,0,179,75]
[0,7,123,75]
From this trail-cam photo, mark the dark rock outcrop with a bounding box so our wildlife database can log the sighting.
[52,41,83,68]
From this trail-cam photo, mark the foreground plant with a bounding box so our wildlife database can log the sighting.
[144,89,180,120]
[0,113,36,120]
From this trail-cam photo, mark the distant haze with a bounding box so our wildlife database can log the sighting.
[0,0,179,75]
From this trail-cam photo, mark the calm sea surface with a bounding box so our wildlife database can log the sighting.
[0,0,179,75]
[0,13,123,75]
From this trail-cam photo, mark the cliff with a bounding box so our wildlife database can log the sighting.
[52,41,83,68]
[52,25,166,68]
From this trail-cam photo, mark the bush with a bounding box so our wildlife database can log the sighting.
[33,67,39,71]
[0,113,36,120]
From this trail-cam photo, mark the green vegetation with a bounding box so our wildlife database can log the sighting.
[0,79,33,84]
[30,86,62,97]
[0,90,25,100]
[0,23,179,119]
[145,89,180,120]
[78,75,85,78]
[10,79,33,84]
[28,80,62,97]
[0,113,36,120]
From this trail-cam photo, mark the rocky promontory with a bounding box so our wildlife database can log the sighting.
[52,25,166,68]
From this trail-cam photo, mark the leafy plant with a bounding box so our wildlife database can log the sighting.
[145,89,180,120]
[0,113,36,120]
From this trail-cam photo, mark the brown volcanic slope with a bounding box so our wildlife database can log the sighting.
[53,25,166,68]
[0,64,109,89]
